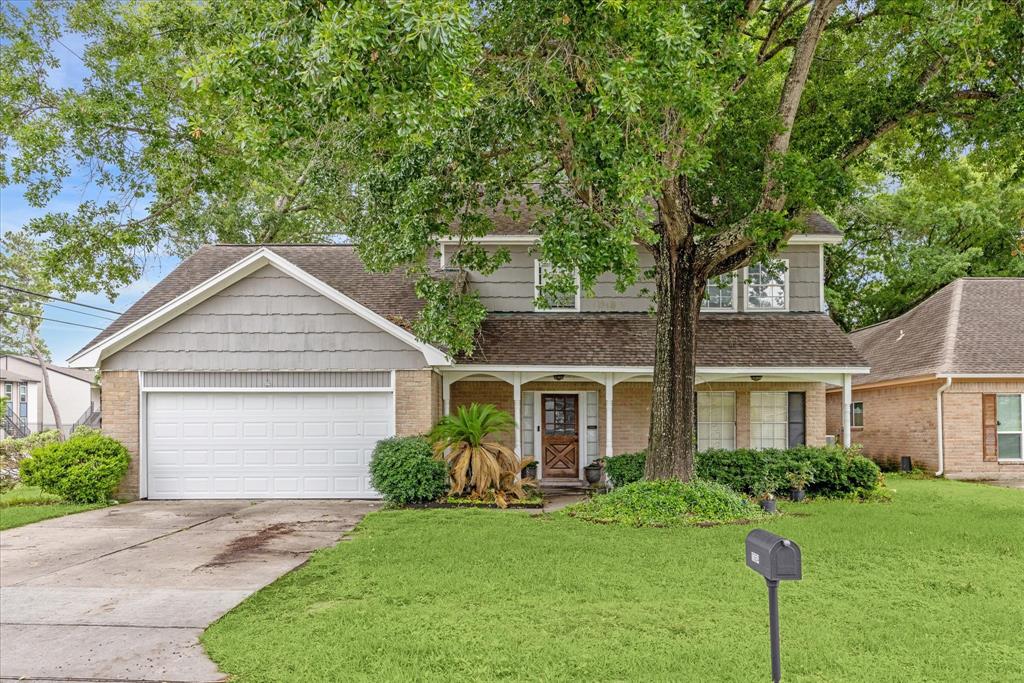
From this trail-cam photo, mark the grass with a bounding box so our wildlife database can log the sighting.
[202,478,1023,682]
[0,485,103,530]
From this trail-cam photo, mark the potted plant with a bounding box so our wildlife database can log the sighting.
[522,458,539,479]
[584,458,603,485]
[754,474,780,513]
[786,465,814,502]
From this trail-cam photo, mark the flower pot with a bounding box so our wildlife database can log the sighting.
[789,488,806,502]
[759,498,778,514]
[584,464,603,484]
[522,464,538,479]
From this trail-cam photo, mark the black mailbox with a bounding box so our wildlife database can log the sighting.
[745,529,801,581]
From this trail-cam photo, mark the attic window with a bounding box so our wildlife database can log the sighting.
[702,274,736,312]
[534,260,580,312]
[745,260,789,311]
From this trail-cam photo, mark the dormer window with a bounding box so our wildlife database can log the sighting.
[745,260,789,311]
[534,260,580,312]
[702,274,737,312]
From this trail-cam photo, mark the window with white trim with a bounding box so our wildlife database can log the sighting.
[851,401,864,428]
[697,391,736,450]
[534,260,580,312]
[751,391,788,449]
[745,260,788,311]
[996,394,1023,461]
[702,274,736,312]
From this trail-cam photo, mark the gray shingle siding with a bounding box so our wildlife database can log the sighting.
[102,266,428,372]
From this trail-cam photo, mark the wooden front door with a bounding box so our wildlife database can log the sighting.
[542,394,579,478]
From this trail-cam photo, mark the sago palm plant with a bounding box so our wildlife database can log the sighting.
[429,403,536,507]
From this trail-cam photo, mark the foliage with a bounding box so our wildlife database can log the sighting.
[786,462,815,491]
[565,479,763,528]
[603,451,647,488]
[444,493,543,508]
[369,437,449,506]
[602,446,882,499]
[0,483,61,507]
[827,159,1024,330]
[429,404,535,508]
[19,431,129,503]
[0,429,61,492]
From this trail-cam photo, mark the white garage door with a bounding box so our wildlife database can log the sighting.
[145,391,392,499]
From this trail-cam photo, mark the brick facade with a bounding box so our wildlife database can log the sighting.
[826,378,1024,478]
[395,369,442,437]
[100,371,140,500]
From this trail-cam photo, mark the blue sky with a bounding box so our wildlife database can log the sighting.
[1,17,180,364]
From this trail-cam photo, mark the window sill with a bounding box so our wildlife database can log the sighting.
[996,459,1024,464]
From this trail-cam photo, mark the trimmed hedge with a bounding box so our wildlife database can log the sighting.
[369,437,449,505]
[19,432,130,503]
[604,451,646,487]
[604,445,881,497]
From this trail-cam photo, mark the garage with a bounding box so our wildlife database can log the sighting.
[145,390,393,499]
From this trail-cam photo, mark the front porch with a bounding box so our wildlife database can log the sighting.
[440,367,857,482]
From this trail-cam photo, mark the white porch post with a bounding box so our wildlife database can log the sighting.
[513,372,522,456]
[442,375,452,417]
[842,373,852,447]
[604,373,614,458]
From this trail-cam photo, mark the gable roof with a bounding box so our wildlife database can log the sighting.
[1,355,95,383]
[69,247,449,366]
[459,313,867,369]
[849,278,1024,384]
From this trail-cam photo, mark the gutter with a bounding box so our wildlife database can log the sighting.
[935,376,953,477]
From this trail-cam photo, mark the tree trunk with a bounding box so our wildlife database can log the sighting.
[28,326,64,439]
[645,235,705,480]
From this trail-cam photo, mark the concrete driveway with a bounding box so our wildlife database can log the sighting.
[0,499,378,682]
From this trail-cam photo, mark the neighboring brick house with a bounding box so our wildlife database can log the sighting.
[68,214,867,500]
[826,278,1024,480]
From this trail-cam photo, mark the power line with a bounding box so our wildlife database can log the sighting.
[0,284,124,316]
[1,308,107,331]
[4,291,117,321]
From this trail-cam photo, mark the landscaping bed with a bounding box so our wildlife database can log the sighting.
[404,494,545,510]
[203,477,1023,682]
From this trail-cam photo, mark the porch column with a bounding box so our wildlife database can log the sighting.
[604,373,614,458]
[513,372,522,456]
[441,375,452,416]
[842,373,852,447]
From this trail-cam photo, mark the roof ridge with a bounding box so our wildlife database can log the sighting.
[209,243,355,247]
[939,279,965,373]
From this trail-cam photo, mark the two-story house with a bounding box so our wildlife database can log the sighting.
[68,214,867,500]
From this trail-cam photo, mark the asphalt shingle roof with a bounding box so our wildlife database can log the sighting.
[849,278,1024,385]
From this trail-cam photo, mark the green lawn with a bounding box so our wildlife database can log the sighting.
[203,478,1023,682]
[0,486,102,530]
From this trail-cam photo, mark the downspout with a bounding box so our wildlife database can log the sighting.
[935,376,952,477]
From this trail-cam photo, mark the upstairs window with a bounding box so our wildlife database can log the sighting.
[702,274,736,312]
[534,260,580,312]
[745,260,788,311]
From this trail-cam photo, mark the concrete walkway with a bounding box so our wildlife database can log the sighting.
[0,499,377,682]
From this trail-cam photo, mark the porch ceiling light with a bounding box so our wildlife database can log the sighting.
[554,374,565,381]
[751,375,763,382]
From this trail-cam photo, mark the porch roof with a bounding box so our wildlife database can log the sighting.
[458,312,867,369]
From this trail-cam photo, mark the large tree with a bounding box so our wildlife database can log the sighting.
[3,0,1022,478]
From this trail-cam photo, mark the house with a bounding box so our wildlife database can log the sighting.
[825,278,1024,480]
[68,214,867,499]
[1,355,99,437]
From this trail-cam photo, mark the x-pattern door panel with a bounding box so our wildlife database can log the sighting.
[542,394,579,478]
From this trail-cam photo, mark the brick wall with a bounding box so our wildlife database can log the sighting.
[395,369,441,437]
[943,379,1024,480]
[100,370,140,500]
[700,381,828,448]
[827,380,943,472]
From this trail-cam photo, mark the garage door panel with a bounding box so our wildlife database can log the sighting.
[146,391,391,498]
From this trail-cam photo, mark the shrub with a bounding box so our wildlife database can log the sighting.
[1,430,64,492]
[19,432,129,503]
[566,479,764,527]
[369,437,449,505]
[604,451,646,487]
[603,446,883,499]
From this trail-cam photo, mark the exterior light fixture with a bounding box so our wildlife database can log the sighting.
[553,374,565,381]
[751,375,763,382]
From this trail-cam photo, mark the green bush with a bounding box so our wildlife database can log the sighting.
[603,446,882,498]
[604,451,646,487]
[19,432,129,503]
[1,430,63,492]
[369,437,449,505]
[566,479,764,527]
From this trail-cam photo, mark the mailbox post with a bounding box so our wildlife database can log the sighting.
[745,530,802,682]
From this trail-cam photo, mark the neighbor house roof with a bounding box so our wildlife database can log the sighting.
[0,368,39,383]
[849,278,1024,385]
[1,355,94,383]
[459,313,867,369]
